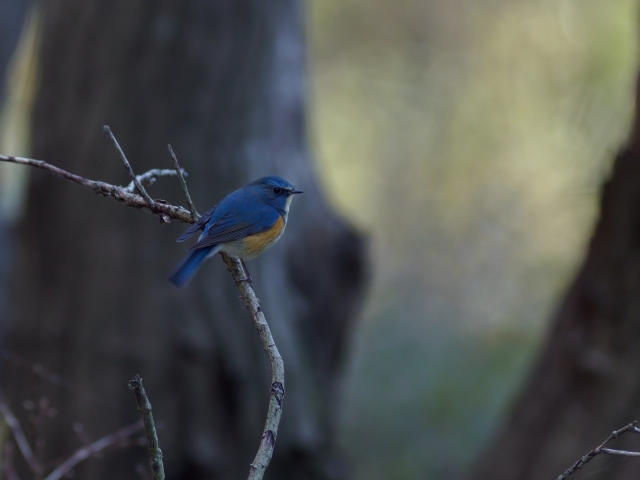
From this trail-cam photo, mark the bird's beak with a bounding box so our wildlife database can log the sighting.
[291,189,303,195]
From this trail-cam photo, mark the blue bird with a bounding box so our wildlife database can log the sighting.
[168,176,303,288]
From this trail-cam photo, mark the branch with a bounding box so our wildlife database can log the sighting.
[167,145,198,220]
[124,169,187,194]
[43,420,144,480]
[0,396,43,476]
[0,129,286,480]
[557,421,640,479]
[128,375,165,480]
[221,254,285,480]
[0,154,193,223]
[102,125,155,210]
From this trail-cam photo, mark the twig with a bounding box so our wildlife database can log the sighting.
[221,254,285,480]
[0,396,43,476]
[124,168,187,194]
[0,138,287,480]
[102,125,156,210]
[43,420,144,480]
[557,421,640,479]
[0,154,193,223]
[167,145,198,220]
[128,376,164,480]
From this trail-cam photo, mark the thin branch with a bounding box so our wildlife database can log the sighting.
[0,154,193,223]
[0,397,43,476]
[221,254,285,480]
[601,448,640,457]
[0,138,286,480]
[43,420,144,480]
[167,145,198,220]
[557,421,640,479]
[128,376,165,480]
[124,168,187,194]
[102,125,155,210]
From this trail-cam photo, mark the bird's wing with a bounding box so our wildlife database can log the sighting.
[176,204,219,242]
[188,209,279,251]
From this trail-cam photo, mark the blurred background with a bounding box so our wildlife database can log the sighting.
[0,0,638,479]
[311,1,637,478]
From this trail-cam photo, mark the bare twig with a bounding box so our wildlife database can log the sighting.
[43,420,144,480]
[0,397,43,476]
[124,168,187,194]
[167,145,198,220]
[128,376,164,480]
[221,254,285,480]
[0,154,193,223]
[102,125,155,210]
[557,421,640,479]
[0,139,286,480]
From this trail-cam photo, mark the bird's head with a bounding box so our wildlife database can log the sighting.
[251,176,303,214]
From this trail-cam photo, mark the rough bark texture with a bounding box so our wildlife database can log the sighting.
[4,1,367,480]
[468,73,640,480]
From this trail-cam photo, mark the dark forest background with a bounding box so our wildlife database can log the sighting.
[0,0,639,479]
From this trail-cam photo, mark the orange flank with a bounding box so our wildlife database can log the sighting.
[240,215,286,259]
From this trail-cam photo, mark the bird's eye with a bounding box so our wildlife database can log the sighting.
[273,187,282,194]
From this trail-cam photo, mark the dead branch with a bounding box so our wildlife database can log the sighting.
[0,154,192,224]
[557,421,640,479]
[128,376,164,480]
[43,420,144,480]
[0,396,42,476]
[0,126,286,480]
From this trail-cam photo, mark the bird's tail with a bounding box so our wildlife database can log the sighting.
[168,245,219,288]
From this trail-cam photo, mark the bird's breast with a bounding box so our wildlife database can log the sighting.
[221,216,286,260]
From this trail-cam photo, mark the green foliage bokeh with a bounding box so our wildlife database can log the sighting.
[310,0,638,478]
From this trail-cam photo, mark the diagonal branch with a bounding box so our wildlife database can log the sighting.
[557,421,640,479]
[0,154,193,223]
[0,396,43,477]
[167,145,198,221]
[0,130,285,480]
[43,420,144,480]
[102,125,155,210]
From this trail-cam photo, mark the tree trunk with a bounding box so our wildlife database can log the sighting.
[468,72,640,480]
[4,1,367,479]
[0,0,30,350]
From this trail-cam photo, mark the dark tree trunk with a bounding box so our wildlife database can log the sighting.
[468,72,640,480]
[4,1,367,479]
[0,0,30,349]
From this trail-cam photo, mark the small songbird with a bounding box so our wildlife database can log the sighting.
[168,175,303,288]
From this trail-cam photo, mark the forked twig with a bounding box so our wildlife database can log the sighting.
[0,154,193,223]
[0,396,43,476]
[557,421,640,479]
[124,169,187,194]
[0,127,285,480]
[102,125,155,210]
[0,394,144,480]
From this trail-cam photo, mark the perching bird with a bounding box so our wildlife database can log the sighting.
[168,175,303,288]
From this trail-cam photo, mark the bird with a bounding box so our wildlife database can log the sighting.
[168,175,303,288]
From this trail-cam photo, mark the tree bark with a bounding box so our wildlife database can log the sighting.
[468,72,640,480]
[4,1,367,479]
